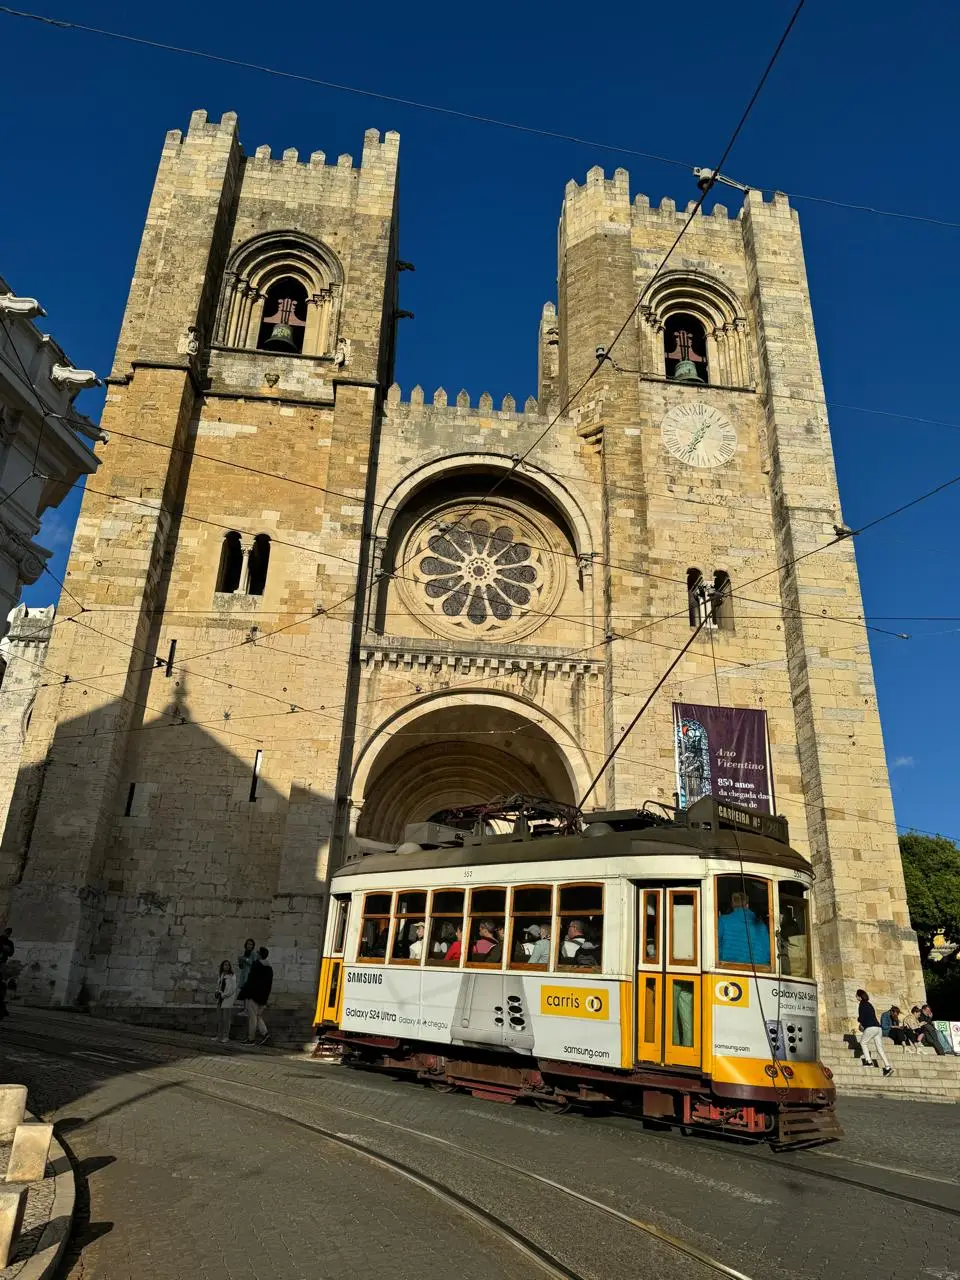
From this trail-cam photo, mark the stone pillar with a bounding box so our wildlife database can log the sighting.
[0,605,54,847]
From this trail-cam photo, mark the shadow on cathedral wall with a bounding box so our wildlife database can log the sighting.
[0,677,333,1045]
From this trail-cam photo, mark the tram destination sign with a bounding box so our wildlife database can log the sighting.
[715,801,789,845]
[673,702,774,814]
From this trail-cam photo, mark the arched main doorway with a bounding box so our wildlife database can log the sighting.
[354,699,585,844]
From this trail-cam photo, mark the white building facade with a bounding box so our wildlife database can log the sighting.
[0,276,100,630]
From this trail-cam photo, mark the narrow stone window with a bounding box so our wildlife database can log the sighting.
[664,313,708,383]
[687,568,704,627]
[246,534,270,596]
[124,783,136,817]
[249,749,263,802]
[216,532,243,594]
[257,277,308,354]
[712,570,733,630]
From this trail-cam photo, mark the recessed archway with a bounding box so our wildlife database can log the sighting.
[353,696,586,843]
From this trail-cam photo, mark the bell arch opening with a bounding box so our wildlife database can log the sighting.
[355,704,578,844]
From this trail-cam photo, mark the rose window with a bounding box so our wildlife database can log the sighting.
[400,504,558,641]
[419,519,540,627]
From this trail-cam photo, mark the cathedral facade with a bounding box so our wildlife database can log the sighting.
[0,109,920,1032]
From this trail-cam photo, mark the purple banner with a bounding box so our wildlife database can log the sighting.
[673,702,774,814]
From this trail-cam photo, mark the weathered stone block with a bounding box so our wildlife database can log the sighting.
[5,1122,53,1183]
[0,1087,27,1142]
[0,1187,26,1268]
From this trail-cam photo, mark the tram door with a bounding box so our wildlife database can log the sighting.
[635,884,701,1069]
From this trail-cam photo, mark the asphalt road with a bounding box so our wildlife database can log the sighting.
[1,1006,957,1280]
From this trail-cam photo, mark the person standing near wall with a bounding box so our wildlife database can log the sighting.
[214,960,237,1044]
[239,946,273,1047]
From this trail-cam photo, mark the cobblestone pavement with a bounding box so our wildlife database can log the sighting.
[0,1007,957,1280]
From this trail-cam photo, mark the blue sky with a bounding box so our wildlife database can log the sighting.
[2,0,958,838]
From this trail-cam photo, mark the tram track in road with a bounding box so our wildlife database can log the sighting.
[3,1019,957,1244]
[177,1079,757,1280]
[589,1113,960,1217]
[181,1084,587,1280]
[1,1022,753,1280]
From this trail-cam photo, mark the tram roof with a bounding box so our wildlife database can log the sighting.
[334,798,811,881]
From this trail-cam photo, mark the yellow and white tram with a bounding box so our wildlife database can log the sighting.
[314,797,840,1147]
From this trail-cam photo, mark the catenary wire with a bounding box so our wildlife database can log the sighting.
[5,0,812,684]
[1,6,957,231]
[145,0,812,672]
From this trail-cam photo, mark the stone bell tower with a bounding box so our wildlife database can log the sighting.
[0,110,400,1020]
[552,167,921,1029]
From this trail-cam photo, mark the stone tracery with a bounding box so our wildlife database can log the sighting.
[396,500,561,642]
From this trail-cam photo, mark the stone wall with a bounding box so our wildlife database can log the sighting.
[0,112,920,1033]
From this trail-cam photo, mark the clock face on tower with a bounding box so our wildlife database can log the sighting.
[660,403,738,468]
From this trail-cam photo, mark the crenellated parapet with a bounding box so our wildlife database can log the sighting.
[559,163,796,253]
[384,383,565,427]
[167,111,400,188]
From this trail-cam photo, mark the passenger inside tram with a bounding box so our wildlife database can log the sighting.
[560,919,601,968]
[471,919,502,963]
[408,923,426,961]
[717,877,771,967]
[444,926,463,963]
[359,920,389,959]
[530,924,551,964]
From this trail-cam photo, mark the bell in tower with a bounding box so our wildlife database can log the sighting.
[664,312,708,383]
[257,277,309,353]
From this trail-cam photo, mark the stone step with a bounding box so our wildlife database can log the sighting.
[822,1034,960,1101]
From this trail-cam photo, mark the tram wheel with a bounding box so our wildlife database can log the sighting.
[428,1079,457,1094]
[533,1096,571,1115]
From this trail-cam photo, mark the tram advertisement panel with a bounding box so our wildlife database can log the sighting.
[673,702,773,814]
[712,976,818,1061]
[341,967,623,1066]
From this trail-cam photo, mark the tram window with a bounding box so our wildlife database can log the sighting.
[778,882,811,978]
[391,890,428,963]
[467,888,506,966]
[427,889,466,966]
[357,892,392,962]
[642,891,660,963]
[331,897,349,955]
[716,875,772,969]
[672,980,695,1048]
[510,885,553,968]
[643,977,657,1043]
[557,883,603,971]
[668,891,697,966]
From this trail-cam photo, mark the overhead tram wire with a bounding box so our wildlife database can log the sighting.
[49,0,809,684]
[31,438,960,742]
[48,438,955,746]
[576,615,715,811]
[258,0,812,667]
[2,6,958,232]
[6,6,945,736]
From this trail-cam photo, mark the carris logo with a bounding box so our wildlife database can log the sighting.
[714,979,748,1006]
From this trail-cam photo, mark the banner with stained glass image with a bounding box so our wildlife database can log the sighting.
[673,702,774,814]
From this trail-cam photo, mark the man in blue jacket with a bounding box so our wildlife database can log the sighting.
[718,891,770,966]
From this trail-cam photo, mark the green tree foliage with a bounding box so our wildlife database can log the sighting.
[899,833,960,1018]
[899,834,960,951]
